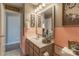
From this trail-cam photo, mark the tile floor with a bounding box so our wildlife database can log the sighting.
[5,49,20,56]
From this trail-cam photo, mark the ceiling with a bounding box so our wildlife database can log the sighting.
[6,3,40,8]
[6,3,24,8]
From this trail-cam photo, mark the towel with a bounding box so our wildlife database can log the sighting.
[43,51,49,56]
[61,47,76,56]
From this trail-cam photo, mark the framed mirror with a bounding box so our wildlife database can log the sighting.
[36,4,55,41]
[30,14,35,27]
[37,15,41,27]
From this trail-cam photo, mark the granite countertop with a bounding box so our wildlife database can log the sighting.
[26,36,54,48]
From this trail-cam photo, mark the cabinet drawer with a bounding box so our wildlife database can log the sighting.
[34,45,39,54]
[40,44,53,56]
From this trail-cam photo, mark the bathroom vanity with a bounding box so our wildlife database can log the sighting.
[23,4,55,56]
[25,36,54,56]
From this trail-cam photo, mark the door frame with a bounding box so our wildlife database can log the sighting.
[0,4,24,56]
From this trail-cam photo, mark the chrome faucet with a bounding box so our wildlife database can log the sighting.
[37,33,42,39]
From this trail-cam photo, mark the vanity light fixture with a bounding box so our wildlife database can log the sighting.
[34,5,42,13]
[35,7,39,13]
[34,4,47,13]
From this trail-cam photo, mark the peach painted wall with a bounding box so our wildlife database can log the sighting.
[24,4,42,37]
[55,4,79,48]
[55,27,79,48]
[24,28,36,37]
[54,3,79,52]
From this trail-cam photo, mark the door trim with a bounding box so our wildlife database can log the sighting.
[0,4,24,56]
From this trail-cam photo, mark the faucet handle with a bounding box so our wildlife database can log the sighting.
[37,33,42,38]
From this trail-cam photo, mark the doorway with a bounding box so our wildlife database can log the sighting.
[5,10,21,55]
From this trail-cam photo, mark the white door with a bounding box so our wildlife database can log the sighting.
[6,11,21,50]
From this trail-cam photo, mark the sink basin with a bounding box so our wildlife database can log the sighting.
[27,36,54,48]
[32,36,44,40]
[42,39,51,44]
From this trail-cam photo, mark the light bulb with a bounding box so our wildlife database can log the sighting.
[35,9,37,13]
[36,7,39,12]
[39,5,42,9]
[42,3,46,7]
[42,24,45,28]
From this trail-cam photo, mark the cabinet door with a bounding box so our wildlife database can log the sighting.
[26,39,30,55]
[29,46,34,56]
[48,44,54,56]
[34,51,39,56]
[40,44,54,56]
[34,45,39,54]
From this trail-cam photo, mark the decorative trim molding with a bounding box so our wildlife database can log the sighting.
[4,4,22,12]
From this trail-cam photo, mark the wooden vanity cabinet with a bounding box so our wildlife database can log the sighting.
[29,40,34,56]
[26,39,54,56]
[40,44,54,56]
[25,38,30,55]
[29,46,34,55]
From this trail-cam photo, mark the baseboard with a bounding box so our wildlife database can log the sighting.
[6,42,20,51]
